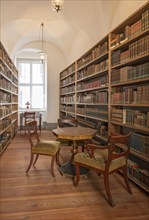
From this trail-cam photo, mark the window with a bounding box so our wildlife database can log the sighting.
[17,59,46,110]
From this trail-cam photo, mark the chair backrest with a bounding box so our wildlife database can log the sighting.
[106,132,131,167]
[58,118,78,128]
[26,120,40,148]
[24,111,36,125]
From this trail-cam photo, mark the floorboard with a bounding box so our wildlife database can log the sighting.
[0,131,149,220]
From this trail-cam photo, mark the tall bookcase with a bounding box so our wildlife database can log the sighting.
[109,3,149,193]
[59,2,149,192]
[0,42,18,155]
[76,35,109,144]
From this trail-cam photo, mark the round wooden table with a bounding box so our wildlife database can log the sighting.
[52,126,97,177]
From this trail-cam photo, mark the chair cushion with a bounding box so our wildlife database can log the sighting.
[74,149,126,172]
[32,141,60,155]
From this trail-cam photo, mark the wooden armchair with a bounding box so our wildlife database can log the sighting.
[74,132,132,207]
[26,120,61,177]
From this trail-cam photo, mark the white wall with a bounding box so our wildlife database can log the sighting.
[1,0,148,125]
[15,41,66,124]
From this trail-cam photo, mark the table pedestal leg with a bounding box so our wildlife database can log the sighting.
[58,140,88,177]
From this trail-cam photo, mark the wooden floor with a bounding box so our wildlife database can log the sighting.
[0,131,149,220]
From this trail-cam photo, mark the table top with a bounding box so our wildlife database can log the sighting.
[52,127,97,141]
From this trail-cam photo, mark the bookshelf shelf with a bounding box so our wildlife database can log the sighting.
[0,42,18,155]
[111,121,149,133]
[130,150,149,163]
[128,174,149,193]
[111,53,149,69]
[111,104,149,107]
[111,77,149,87]
[111,29,149,52]
[59,2,149,192]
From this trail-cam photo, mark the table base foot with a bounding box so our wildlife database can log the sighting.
[58,162,88,177]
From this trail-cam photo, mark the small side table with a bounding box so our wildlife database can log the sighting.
[52,127,97,177]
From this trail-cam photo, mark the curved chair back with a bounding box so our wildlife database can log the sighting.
[26,120,40,148]
[24,111,36,134]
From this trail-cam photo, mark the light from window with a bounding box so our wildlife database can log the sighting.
[17,59,46,110]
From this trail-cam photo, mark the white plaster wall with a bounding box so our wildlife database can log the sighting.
[1,0,148,125]
[15,41,66,124]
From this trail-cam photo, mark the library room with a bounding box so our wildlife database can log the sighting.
[0,0,149,219]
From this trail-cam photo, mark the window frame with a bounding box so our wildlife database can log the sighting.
[17,58,46,111]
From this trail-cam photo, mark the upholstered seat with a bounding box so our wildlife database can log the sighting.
[75,150,126,172]
[74,133,132,207]
[32,141,60,155]
[26,120,61,177]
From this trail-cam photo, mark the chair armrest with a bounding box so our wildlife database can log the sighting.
[85,144,108,158]
[112,143,130,159]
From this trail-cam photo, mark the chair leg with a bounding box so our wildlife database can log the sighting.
[122,166,132,194]
[56,149,60,166]
[74,162,80,187]
[51,156,55,178]
[103,173,115,207]
[33,155,39,165]
[26,153,34,173]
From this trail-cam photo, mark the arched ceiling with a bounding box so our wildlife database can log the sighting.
[0,0,147,65]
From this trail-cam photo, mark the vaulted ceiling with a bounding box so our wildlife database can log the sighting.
[0,0,147,65]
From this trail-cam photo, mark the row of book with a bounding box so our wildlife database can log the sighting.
[77,59,108,81]
[0,47,18,77]
[77,116,98,129]
[60,105,75,113]
[77,75,108,91]
[0,118,11,133]
[60,95,74,103]
[60,64,75,79]
[0,132,11,152]
[77,107,108,120]
[60,85,75,95]
[60,75,75,87]
[12,104,18,112]
[130,132,149,158]
[77,41,108,69]
[0,65,18,86]
[111,109,149,129]
[77,91,108,104]
[0,76,11,91]
[92,41,108,59]
[111,35,148,66]
[11,95,18,103]
[111,9,149,49]
[111,62,149,84]
[128,159,149,190]
[0,76,18,94]
[0,106,12,119]
[0,91,11,103]
[111,84,149,104]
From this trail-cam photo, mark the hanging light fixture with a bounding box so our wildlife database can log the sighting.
[37,22,47,63]
[51,0,63,12]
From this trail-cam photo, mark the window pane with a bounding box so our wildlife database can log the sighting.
[19,63,30,83]
[19,86,30,108]
[32,63,43,84]
[32,86,44,108]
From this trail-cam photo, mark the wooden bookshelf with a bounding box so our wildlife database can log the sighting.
[109,2,149,193]
[59,2,149,192]
[0,41,18,155]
